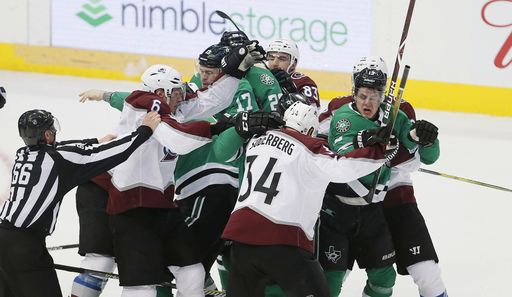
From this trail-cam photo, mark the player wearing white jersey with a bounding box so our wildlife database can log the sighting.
[72,41,266,297]
[212,102,392,296]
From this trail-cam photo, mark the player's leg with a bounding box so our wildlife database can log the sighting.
[168,264,205,297]
[226,242,270,297]
[364,266,396,297]
[216,241,232,291]
[176,184,237,290]
[353,203,396,297]
[270,246,331,297]
[383,203,447,297]
[161,208,205,297]
[121,285,157,297]
[315,193,354,296]
[71,254,116,297]
[72,181,115,297]
[408,260,447,297]
[109,208,166,297]
[0,226,62,297]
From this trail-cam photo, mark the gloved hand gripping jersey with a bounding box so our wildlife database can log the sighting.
[234,110,285,139]
[221,40,266,79]
[353,126,399,162]
[270,68,298,93]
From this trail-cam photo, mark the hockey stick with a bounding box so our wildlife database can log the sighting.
[47,243,79,251]
[54,264,227,296]
[215,10,242,32]
[365,0,416,202]
[215,10,290,95]
[383,0,416,128]
[418,168,512,192]
[363,66,411,203]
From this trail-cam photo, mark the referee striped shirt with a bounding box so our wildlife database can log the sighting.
[0,126,153,236]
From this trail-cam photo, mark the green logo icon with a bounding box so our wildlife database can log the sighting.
[77,0,112,27]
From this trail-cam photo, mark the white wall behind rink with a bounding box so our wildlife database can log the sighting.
[0,1,511,88]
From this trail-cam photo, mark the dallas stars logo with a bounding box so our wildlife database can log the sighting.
[335,118,351,133]
[260,73,275,86]
[324,246,341,264]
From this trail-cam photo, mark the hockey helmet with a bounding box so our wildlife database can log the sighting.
[283,101,319,136]
[18,109,60,146]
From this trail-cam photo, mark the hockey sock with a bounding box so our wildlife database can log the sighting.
[264,284,286,297]
[168,263,205,297]
[407,260,447,297]
[156,273,174,297]
[363,266,396,297]
[323,269,345,297]
[121,285,157,297]
[204,273,217,290]
[71,274,107,297]
[216,253,230,291]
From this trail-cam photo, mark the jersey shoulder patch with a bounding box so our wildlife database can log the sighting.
[259,73,275,86]
[334,118,351,133]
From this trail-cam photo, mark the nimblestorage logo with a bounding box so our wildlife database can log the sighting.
[77,0,113,27]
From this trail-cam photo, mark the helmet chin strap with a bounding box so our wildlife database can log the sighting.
[286,60,297,74]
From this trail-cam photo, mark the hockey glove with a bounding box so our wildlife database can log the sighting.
[385,133,399,162]
[353,126,398,154]
[270,68,298,94]
[234,110,285,139]
[353,127,387,149]
[210,113,235,135]
[0,86,5,109]
[408,120,438,147]
[184,82,199,94]
[221,40,266,79]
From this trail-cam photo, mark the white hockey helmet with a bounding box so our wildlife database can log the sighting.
[266,39,300,72]
[141,64,185,103]
[352,56,388,84]
[283,101,319,137]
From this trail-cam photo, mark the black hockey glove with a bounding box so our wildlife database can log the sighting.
[221,40,266,79]
[353,127,386,149]
[270,68,298,94]
[0,86,6,109]
[408,120,438,147]
[210,113,235,135]
[353,126,399,159]
[234,110,285,139]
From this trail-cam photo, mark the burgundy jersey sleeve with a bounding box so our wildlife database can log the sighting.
[291,72,320,107]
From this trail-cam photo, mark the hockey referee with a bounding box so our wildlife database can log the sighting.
[0,109,160,297]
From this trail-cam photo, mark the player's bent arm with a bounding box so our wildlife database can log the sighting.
[212,127,246,162]
[109,92,131,110]
[178,74,240,120]
[418,139,440,165]
[314,146,387,184]
[61,120,157,185]
[78,89,130,112]
[152,119,213,155]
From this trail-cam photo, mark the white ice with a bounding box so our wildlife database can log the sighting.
[1,70,511,297]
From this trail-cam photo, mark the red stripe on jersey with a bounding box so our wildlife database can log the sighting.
[107,184,177,214]
[222,207,314,253]
[381,185,416,208]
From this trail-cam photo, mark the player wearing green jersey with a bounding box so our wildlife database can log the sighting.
[317,68,440,297]
[190,31,283,112]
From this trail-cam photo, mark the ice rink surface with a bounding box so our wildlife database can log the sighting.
[1,69,512,296]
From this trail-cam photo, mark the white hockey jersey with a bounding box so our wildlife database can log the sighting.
[222,129,387,252]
